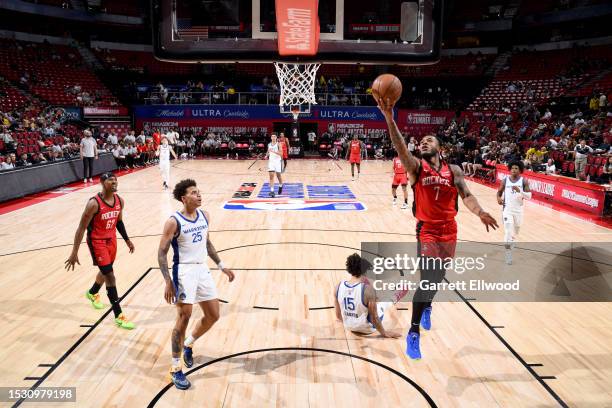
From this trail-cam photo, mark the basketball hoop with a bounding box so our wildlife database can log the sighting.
[274,62,321,121]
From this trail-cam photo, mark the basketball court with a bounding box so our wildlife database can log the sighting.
[1,159,611,407]
[0,0,611,407]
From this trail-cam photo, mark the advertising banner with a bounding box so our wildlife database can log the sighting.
[62,107,83,121]
[84,107,129,116]
[134,105,393,133]
[496,165,606,215]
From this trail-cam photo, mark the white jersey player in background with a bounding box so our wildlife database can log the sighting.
[334,253,400,338]
[497,161,531,265]
[156,136,177,190]
[158,179,235,390]
[266,133,284,197]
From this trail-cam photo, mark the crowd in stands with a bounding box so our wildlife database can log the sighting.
[1,36,611,190]
[0,39,121,107]
[2,92,611,187]
[0,104,84,169]
[442,99,612,184]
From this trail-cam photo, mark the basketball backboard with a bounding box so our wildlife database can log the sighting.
[152,0,443,64]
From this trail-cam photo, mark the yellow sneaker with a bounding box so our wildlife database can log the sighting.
[85,291,104,309]
[114,313,135,330]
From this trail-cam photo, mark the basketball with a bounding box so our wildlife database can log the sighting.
[371,74,403,106]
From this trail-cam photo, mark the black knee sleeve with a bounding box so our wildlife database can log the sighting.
[98,264,114,275]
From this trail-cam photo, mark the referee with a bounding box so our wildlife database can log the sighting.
[80,129,98,183]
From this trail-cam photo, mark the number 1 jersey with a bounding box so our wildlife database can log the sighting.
[412,160,458,223]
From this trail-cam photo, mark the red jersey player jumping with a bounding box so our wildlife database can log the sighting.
[392,152,409,209]
[65,172,136,329]
[345,134,367,181]
[378,99,498,360]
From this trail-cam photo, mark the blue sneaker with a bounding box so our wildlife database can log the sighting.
[406,332,422,360]
[183,346,193,368]
[171,368,191,390]
[420,307,432,331]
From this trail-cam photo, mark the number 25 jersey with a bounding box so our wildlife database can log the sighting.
[171,209,209,265]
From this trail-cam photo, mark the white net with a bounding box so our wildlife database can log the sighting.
[274,62,321,120]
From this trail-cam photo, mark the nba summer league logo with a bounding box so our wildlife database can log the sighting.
[223,183,366,211]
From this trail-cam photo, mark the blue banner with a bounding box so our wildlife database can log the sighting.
[134,105,388,122]
[62,107,83,121]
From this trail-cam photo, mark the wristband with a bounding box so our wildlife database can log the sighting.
[217,261,225,270]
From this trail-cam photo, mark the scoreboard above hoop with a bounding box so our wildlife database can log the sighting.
[152,0,443,65]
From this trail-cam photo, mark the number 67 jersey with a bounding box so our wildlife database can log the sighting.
[171,209,209,265]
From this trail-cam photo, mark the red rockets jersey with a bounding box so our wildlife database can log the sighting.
[412,160,458,223]
[88,193,122,240]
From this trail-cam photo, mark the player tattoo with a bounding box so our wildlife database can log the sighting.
[171,329,181,354]
[206,238,221,264]
[158,243,171,281]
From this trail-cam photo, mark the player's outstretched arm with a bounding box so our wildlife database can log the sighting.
[364,286,400,338]
[451,165,498,232]
[377,98,419,178]
[204,211,235,282]
[158,218,178,304]
[65,198,97,270]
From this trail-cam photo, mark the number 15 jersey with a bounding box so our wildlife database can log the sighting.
[171,209,209,265]
[337,281,369,331]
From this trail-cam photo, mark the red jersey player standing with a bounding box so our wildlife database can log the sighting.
[65,172,136,329]
[278,132,290,172]
[152,128,162,152]
[392,152,409,209]
[345,134,367,181]
[379,99,497,360]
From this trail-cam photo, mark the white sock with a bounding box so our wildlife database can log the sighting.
[172,357,181,368]
[184,335,195,347]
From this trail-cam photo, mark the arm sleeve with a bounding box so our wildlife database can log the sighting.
[116,220,130,241]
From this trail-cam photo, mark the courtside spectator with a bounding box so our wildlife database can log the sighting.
[80,129,97,183]
[544,159,556,175]
[1,153,15,170]
[574,139,593,177]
